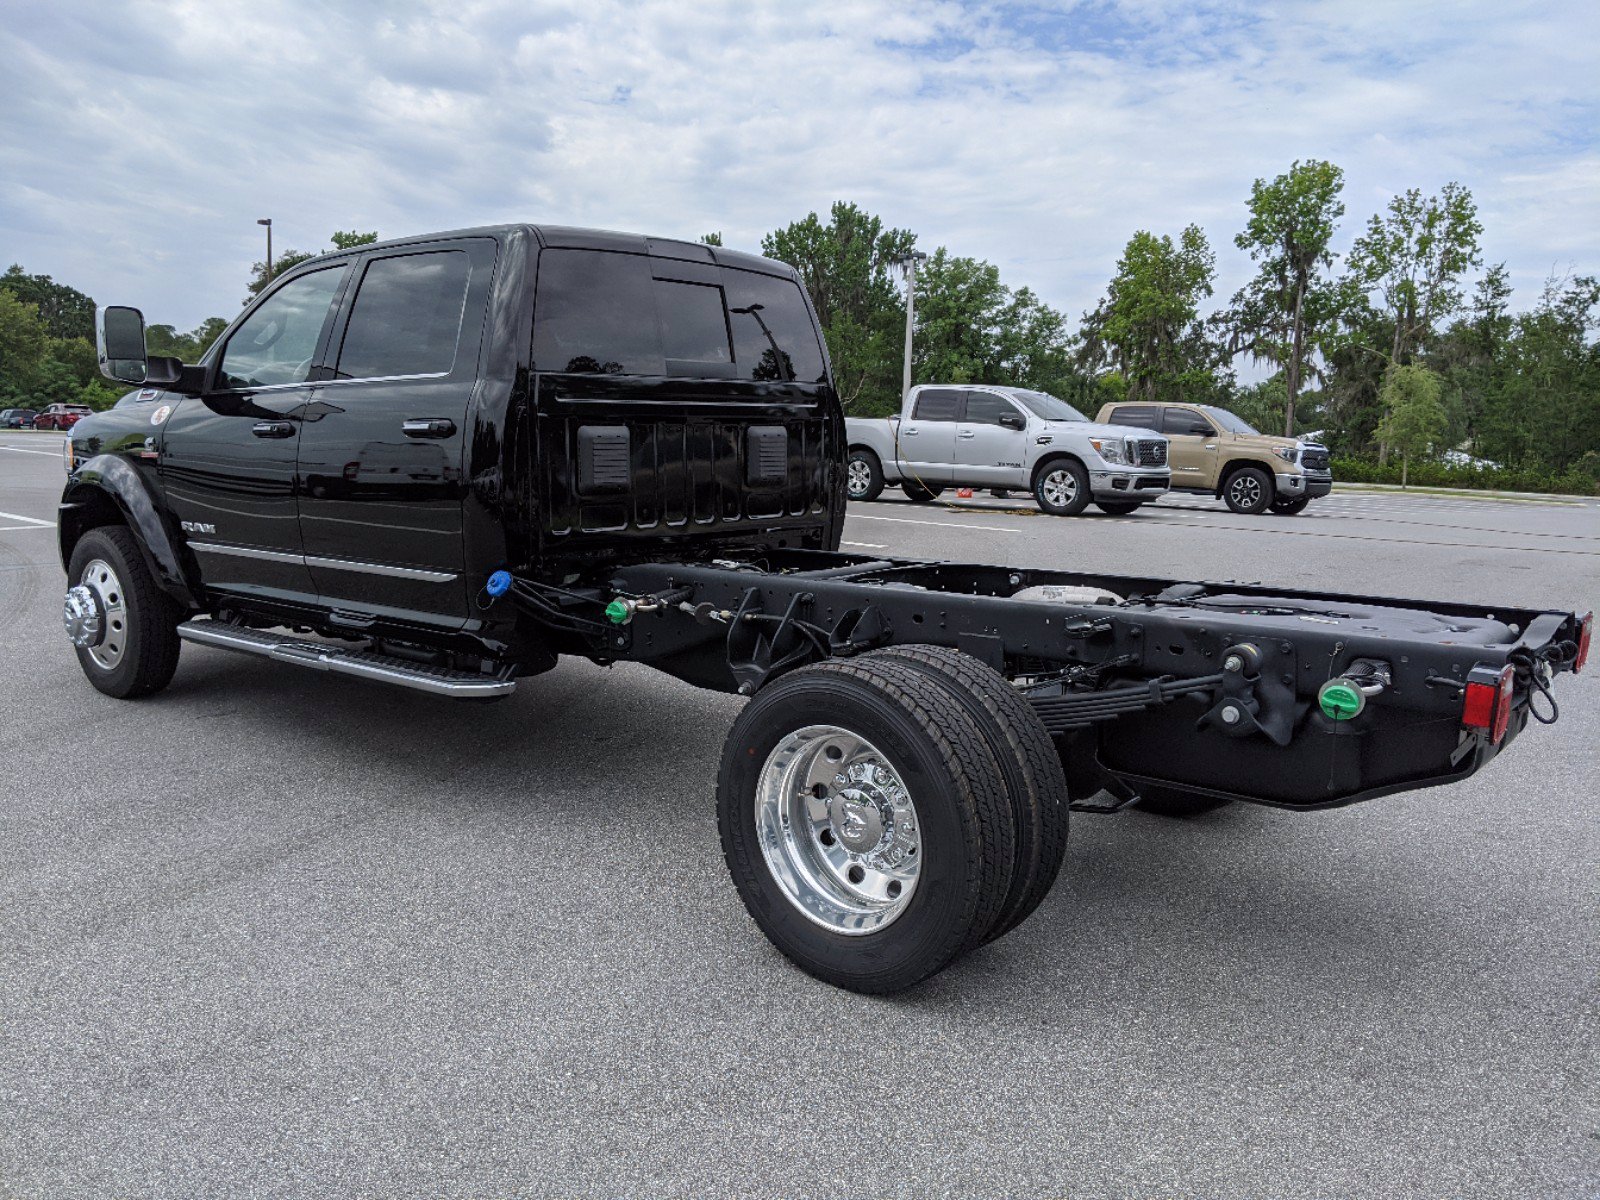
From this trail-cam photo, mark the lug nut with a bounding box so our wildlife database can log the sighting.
[1220,703,1242,725]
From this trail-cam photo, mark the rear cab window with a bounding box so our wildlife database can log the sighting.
[1109,405,1160,431]
[333,251,473,380]
[532,248,826,383]
[911,389,964,421]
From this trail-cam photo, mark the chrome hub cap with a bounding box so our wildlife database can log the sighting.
[754,724,922,934]
[847,459,872,497]
[72,559,128,670]
[1041,469,1077,507]
[62,585,104,648]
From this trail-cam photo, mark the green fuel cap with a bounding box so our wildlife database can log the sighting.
[1318,680,1364,721]
[604,598,632,625]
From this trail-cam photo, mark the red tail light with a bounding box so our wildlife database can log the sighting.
[1462,663,1516,744]
[1575,612,1593,674]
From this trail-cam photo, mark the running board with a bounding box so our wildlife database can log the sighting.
[176,620,516,699]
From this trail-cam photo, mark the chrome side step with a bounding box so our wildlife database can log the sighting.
[176,620,516,699]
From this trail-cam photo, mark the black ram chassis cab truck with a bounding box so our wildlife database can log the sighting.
[63,224,1590,993]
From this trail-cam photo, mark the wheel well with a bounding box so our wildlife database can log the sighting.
[1032,453,1086,488]
[848,444,881,464]
[1215,459,1269,498]
[58,486,126,567]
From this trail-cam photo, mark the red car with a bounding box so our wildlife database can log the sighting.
[33,403,94,431]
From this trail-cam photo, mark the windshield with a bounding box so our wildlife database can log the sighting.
[1202,406,1260,435]
[1009,389,1089,423]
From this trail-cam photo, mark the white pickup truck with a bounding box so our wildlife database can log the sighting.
[845,385,1171,516]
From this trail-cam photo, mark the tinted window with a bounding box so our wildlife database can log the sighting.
[963,392,1020,425]
[1011,389,1089,422]
[1163,408,1215,435]
[1110,405,1160,431]
[724,270,827,383]
[333,252,471,380]
[912,389,963,421]
[1202,405,1260,435]
[656,279,731,366]
[219,267,345,389]
[533,250,664,375]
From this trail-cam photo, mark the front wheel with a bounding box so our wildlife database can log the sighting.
[1270,496,1311,515]
[1222,466,1274,514]
[901,480,944,503]
[1033,459,1091,516]
[65,526,184,699]
[846,449,884,502]
[718,658,1018,993]
[1094,500,1143,516]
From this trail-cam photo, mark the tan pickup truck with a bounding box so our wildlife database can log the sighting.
[1093,402,1333,515]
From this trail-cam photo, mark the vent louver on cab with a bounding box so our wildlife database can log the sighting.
[746,425,788,487]
[577,426,631,494]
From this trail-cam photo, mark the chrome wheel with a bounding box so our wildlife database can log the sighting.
[847,458,873,498]
[754,724,922,934]
[1040,469,1078,508]
[77,559,128,671]
[1229,475,1263,508]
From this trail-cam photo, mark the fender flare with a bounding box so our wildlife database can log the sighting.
[59,455,200,609]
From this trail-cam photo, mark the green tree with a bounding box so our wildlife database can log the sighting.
[0,288,50,399]
[1229,160,1347,436]
[1077,225,1219,402]
[147,316,229,362]
[699,232,723,246]
[1347,183,1482,366]
[1374,364,1447,486]
[763,202,914,415]
[245,230,379,303]
[1,266,96,341]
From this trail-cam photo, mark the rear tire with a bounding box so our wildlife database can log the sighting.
[1222,466,1274,514]
[1270,496,1311,515]
[718,658,1017,993]
[1033,458,1091,516]
[846,449,885,502]
[1094,500,1143,515]
[901,480,944,503]
[66,525,184,699]
[866,645,1069,942]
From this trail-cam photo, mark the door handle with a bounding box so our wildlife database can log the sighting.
[902,427,919,436]
[957,430,977,439]
[251,421,295,439]
[403,418,456,438]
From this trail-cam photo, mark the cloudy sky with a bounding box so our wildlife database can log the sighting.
[3,0,1596,338]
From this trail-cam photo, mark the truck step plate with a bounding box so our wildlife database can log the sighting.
[175,620,516,699]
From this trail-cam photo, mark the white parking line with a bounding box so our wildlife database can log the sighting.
[842,541,888,549]
[0,445,62,457]
[0,524,56,532]
[851,514,1022,533]
[0,510,55,527]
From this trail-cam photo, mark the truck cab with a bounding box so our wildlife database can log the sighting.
[845,385,1170,515]
[1095,401,1333,515]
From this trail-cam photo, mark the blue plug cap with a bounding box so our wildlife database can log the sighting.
[486,570,513,597]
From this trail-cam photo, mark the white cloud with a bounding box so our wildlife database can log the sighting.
[1,0,1595,346]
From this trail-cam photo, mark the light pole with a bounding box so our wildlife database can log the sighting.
[895,250,928,402]
[257,218,273,283]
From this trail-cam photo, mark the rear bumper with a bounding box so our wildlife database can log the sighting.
[1090,467,1169,497]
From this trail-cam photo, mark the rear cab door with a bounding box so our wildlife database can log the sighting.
[897,387,962,483]
[295,237,498,627]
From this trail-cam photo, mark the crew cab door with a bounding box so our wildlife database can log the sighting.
[160,262,350,604]
[956,390,1029,486]
[295,239,497,625]
[897,388,962,484]
[1160,406,1220,486]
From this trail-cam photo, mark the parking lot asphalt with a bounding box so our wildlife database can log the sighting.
[3,434,1597,1199]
